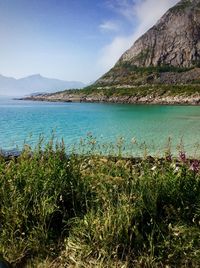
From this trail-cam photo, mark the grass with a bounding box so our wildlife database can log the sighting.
[0,139,200,267]
[114,63,194,74]
[98,63,196,85]
[41,64,200,101]
[170,0,192,13]
[58,84,200,99]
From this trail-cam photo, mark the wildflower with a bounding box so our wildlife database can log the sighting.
[168,223,172,230]
[151,165,156,171]
[174,166,179,173]
[174,231,180,237]
[179,151,186,163]
[189,160,200,173]
[165,154,172,162]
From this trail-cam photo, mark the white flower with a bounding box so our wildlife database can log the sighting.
[151,166,156,171]
[174,166,179,173]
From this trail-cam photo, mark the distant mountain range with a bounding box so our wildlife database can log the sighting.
[0,74,85,96]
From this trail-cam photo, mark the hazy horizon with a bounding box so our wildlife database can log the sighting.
[0,0,179,88]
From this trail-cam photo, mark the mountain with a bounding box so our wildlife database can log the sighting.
[0,74,85,96]
[0,75,18,95]
[25,0,200,105]
[96,0,200,86]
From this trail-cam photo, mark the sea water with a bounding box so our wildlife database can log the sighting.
[0,97,200,156]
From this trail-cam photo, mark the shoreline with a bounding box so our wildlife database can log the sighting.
[1,146,200,161]
[1,150,200,164]
[21,94,200,105]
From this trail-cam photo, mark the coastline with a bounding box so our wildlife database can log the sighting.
[21,93,200,105]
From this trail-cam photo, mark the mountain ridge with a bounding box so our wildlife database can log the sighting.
[119,0,200,67]
[0,74,85,96]
[96,0,200,86]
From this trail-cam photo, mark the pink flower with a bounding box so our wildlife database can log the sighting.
[179,151,186,163]
[190,160,200,173]
[166,154,172,162]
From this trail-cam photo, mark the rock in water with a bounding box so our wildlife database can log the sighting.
[96,0,200,86]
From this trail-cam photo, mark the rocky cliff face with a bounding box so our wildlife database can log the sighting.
[120,0,200,68]
[96,0,200,86]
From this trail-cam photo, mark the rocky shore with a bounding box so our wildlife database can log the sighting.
[22,92,200,105]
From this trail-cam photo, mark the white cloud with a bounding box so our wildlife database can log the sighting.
[98,0,179,72]
[99,21,119,32]
[98,35,134,70]
[106,0,137,22]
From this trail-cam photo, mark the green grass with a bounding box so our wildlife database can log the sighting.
[46,64,200,101]
[58,84,200,99]
[169,0,192,13]
[0,140,200,267]
[115,63,194,74]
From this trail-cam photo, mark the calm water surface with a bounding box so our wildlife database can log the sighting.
[0,97,200,156]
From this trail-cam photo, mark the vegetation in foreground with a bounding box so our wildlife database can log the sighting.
[0,139,200,267]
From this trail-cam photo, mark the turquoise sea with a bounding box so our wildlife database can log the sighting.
[0,97,200,156]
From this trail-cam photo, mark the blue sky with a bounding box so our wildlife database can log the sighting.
[0,0,179,83]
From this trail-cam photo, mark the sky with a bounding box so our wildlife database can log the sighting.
[0,0,179,83]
